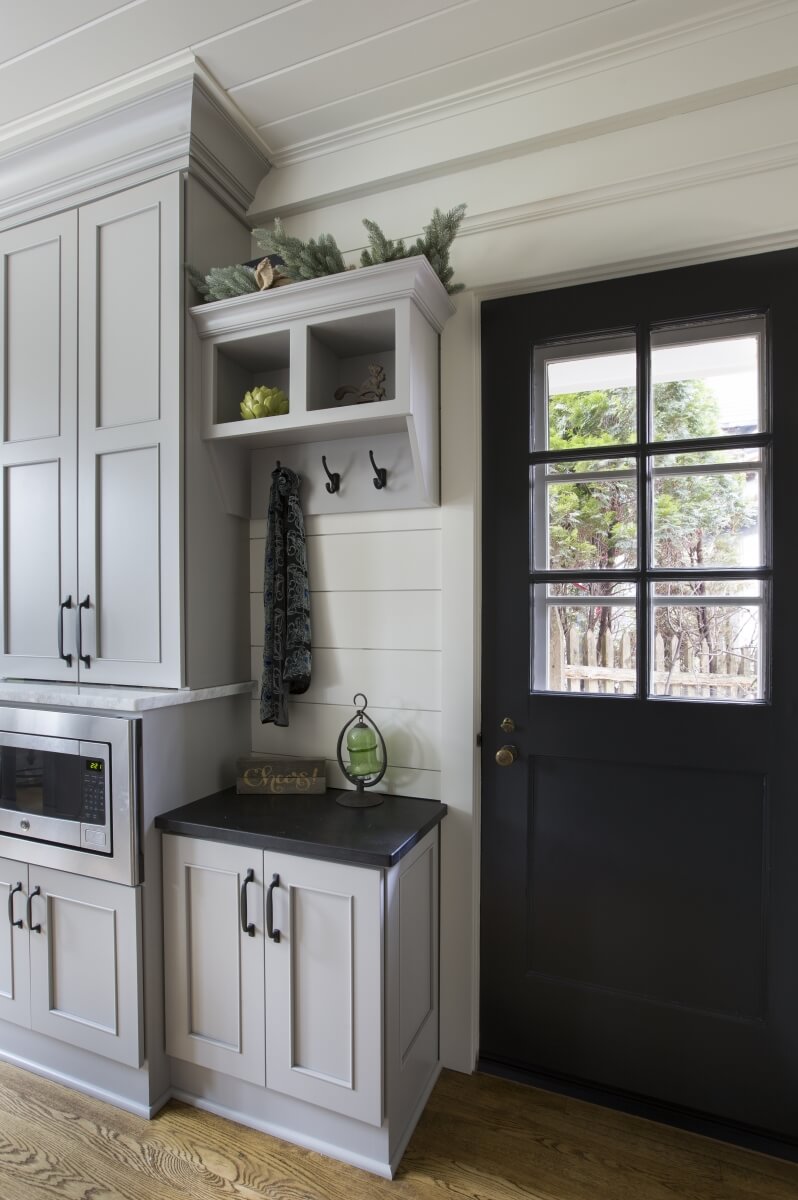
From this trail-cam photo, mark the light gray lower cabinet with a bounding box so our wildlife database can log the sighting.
[264,850,383,1125]
[162,836,266,1086]
[162,831,440,1159]
[0,857,142,1066]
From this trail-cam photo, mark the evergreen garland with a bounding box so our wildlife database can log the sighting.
[190,203,467,304]
[186,262,260,302]
[252,218,348,280]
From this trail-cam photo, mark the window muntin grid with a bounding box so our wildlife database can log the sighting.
[530,316,769,701]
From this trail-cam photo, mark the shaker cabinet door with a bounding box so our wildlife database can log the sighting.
[162,835,266,1086]
[28,867,143,1067]
[77,176,183,686]
[0,213,79,681]
[264,852,384,1126]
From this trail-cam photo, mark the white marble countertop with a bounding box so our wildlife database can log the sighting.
[0,680,254,712]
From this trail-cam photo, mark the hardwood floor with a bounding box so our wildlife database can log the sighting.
[0,1060,796,1199]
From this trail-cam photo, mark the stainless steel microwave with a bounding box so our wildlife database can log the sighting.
[0,707,141,885]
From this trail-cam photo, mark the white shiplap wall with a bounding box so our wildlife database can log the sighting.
[249,508,442,800]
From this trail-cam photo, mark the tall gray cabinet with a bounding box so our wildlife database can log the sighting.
[0,179,181,685]
[0,78,268,689]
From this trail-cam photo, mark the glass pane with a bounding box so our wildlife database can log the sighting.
[533,460,637,570]
[547,456,635,475]
[653,579,762,598]
[546,352,637,450]
[654,446,760,469]
[652,463,761,568]
[651,331,761,442]
[533,584,637,694]
[650,585,762,700]
[548,581,636,600]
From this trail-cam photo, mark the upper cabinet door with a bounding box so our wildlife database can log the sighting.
[0,213,78,681]
[77,177,183,687]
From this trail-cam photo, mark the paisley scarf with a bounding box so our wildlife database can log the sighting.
[260,466,311,726]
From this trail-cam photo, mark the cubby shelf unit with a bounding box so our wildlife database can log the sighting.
[190,257,455,513]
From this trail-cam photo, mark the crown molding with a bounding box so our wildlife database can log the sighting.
[0,69,270,227]
[474,227,798,303]
[460,139,798,240]
[265,0,796,169]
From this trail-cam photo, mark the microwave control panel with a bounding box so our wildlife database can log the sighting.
[80,758,107,826]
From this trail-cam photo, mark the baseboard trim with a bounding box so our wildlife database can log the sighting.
[168,1088,393,1179]
[0,1046,157,1119]
[389,1061,442,1177]
[478,1057,798,1164]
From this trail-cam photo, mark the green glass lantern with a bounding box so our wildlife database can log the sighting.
[336,693,386,808]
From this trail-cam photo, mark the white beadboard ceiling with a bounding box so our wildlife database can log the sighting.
[2,0,794,175]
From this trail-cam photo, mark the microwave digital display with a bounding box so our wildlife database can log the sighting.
[85,760,104,772]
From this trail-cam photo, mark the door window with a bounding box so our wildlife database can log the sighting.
[530,316,768,700]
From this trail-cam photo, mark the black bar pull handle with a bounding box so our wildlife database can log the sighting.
[77,595,91,668]
[7,882,22,928]
[240,868,255,938]
[266,873,281,943]
[58,596,73,666]
[26,885,42,933]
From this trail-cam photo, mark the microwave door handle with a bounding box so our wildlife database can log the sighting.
[77,596,91,669]
[58,596,73,666]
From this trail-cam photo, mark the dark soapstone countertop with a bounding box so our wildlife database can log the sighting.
[155,787,447,867]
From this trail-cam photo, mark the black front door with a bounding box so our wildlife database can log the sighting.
[480,250,798,1141]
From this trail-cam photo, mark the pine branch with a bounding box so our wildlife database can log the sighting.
[253,219,347,280]
[185,262,259,302]
[416,204,467,294]
[360,218,414,267]
[185,264,210,300]
[358,204,467,293]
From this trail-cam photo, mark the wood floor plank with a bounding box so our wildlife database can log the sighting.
[0,1060,795,1200]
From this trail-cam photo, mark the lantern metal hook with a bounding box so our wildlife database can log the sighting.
[322,455,340,494]
[369,450,387,490]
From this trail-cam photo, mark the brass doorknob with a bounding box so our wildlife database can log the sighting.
[495,745,518,767]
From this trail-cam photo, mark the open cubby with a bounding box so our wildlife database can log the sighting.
[214,328,291,425]
[192,258,456,514]
[307,309,395,412]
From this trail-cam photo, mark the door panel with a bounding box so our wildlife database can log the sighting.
[265,852,383,1126]
[28,866,142,1067]
[0,213,78,681]
[526,758,766,1020]
[5,239,62,443]
[162,835,266,1086]
[0,859,29,1029]
[78,176,182,686]
[95,445,161,664]
[480,249,798,1141]
[5,462,64,658]
[96,205,161,429]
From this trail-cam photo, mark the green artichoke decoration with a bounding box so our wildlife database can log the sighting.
[240,386,289,420]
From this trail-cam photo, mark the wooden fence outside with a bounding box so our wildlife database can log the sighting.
[550,613,758,698]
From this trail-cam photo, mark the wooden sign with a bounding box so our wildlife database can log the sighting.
[236,756,326,795]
